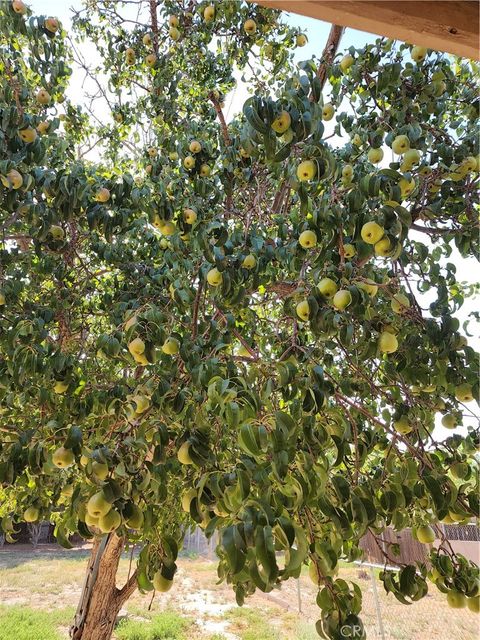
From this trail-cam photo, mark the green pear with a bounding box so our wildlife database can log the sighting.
[92,461,109,480]
[391,293,410,314]
[126,505,144,530]
[153,571,173,592]
[52,446,75,468]
[296,300,310,321]
[467,596,480,613]
[416,525,435,544]
[332,289,352,311]
[86,491,111,518]
[441,413,457,429]
[98,508,121,533]
[24,506,39,522]
[367,148,384,164]
[446,591,467,609]
[455,383,473,402]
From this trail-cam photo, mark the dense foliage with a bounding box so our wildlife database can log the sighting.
[0,1,479,637]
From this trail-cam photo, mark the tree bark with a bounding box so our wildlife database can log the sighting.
[70,533,138,640]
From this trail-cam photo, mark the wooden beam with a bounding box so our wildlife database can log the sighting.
[255,1,479,60]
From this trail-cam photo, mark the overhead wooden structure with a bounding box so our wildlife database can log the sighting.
[255,1,480,60]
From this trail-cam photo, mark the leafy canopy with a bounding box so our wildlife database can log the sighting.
[0,1,479,638]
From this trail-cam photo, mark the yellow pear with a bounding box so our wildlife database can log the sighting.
[361,221,384,244]
[299,230,317,249]
[181,488,197,513]
[50,225,64,240]
[454,383,473,402]
[271,110,291,134]
[126,505,144,530]
[296,34,307,47]
[6,169,23,189]
[244,19,257,35]
[12,0,27,14]
[177,441,193,464]
[207,267,223,286]
[183,208,197,224]
[54,380,68,394]
[343,243,356,258]
[367,148,383,164]
[146,53,157,67]
[242,254,256,269]
[36,89,51,105]
[19,127,37,143]
[374,237,393,257]
[379,331,398,354]
[91,461,109,480]
[128,337,145,355]
[296,160,316,182]
[162,337,180,355]
[392,135,410,155]
[44,17,59,33]
[318,278,337,299]
[411,46,428,63]
[183,155,195,170]
[37,121,50,135]
[189,140,202,154]
[95,187,110,202]
[416,525,435,544]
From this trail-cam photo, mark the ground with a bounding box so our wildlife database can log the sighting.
[0,543,477,640]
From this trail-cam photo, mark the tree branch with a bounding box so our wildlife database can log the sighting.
[208,91,231,146]
[192,280,203,339]
[116,568,138,606]
[317,24,345,92]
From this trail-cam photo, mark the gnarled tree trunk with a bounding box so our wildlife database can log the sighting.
[70,533,137,640]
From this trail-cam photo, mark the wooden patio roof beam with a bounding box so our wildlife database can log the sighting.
[254,1,480,60]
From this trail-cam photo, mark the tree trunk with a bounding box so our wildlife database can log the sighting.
[70,533,137,640]
[317,24,345,91]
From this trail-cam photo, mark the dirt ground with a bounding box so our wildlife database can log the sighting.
[0,543,478,640]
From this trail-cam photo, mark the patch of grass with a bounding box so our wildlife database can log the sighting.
[225,607,280,640]
[0,605,73,640]
[115,611,190,640]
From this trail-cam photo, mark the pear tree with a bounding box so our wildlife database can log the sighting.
[0,2,479,640]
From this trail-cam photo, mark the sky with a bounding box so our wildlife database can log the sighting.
[26,1,478,436]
